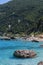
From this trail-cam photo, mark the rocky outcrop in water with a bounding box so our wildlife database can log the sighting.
[38,61,43,65]
[13,50,36,58]
[32,40,39,42]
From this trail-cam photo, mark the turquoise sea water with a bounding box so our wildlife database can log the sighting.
[0,39,43,65]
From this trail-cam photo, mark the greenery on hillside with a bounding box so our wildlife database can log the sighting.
[0,0,43,35]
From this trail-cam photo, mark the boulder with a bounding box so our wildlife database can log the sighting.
[13,50,36,58]
[38,61,43,65]
[32,40,39,42]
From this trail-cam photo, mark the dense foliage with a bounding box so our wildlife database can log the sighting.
[0,0,43,34]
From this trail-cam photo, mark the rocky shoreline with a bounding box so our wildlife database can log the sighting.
[0,36,16,40]
[21,36,43,42]
[0,35,43,42]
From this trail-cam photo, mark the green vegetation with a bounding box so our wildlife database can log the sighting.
[0,0,43,35]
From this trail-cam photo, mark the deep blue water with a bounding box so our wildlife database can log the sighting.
[0,39,43,65]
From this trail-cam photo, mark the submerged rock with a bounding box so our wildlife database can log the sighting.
[38,61,43,65]
[40,44,43,47]
[13,50,36,58]
[10,36,16,39]
[32,40,39,42]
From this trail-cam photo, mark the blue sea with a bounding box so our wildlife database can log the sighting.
[0,39,43,65]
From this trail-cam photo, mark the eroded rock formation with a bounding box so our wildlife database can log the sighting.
[13,50,36,58]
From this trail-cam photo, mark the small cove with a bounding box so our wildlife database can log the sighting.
[0,39,43,65]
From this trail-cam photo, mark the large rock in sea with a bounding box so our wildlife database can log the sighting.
[13,50,36,58]
[38,61,43,65]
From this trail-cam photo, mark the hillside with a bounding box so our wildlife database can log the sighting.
[0,0,43,34]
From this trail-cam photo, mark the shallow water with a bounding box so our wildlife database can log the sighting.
[0,39,43,65]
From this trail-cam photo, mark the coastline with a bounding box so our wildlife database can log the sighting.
[0,34,43,41]
[20,35,43,42]
[25,37,43,42]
